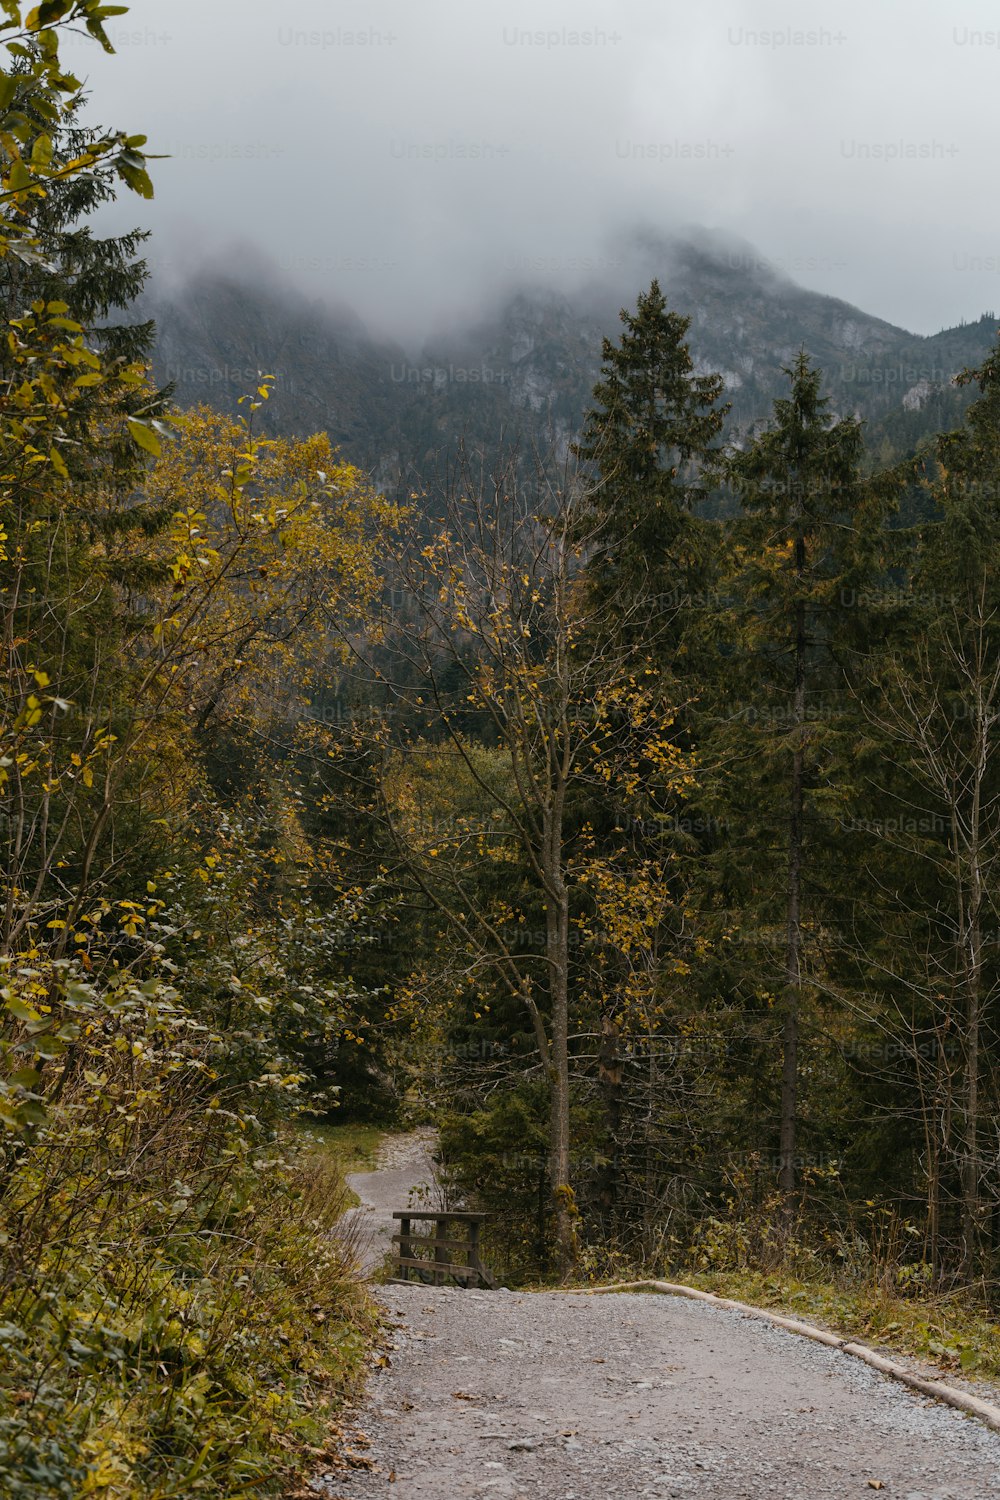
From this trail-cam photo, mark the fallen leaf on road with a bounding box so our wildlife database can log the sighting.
[451,1390,476,1400]
[867,1483,885,1491]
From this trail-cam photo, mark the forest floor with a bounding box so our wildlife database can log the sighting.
[310,1138,1000,1500]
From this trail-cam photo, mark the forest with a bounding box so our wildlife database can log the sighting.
[4,6,1000,1497]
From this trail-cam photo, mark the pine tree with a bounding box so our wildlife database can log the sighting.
[0,85,168,492]
[716,352,886,1205]
[573,279,728,628]
[570,285,729,1227]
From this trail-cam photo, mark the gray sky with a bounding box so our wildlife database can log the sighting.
[78,0,1000,341]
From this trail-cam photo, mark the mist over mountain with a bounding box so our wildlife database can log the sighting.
[148,228,1000,493]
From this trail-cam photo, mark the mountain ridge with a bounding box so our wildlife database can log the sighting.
[147,229,1000,490]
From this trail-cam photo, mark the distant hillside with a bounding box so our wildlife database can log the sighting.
[148,229,1000,494]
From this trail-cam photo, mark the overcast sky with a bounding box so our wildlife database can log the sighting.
[77,0,1000,341]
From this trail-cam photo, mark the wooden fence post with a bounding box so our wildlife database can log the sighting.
[398,1215,412,1282]
[390,1210,497,1288]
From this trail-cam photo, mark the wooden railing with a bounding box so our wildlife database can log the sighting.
[390,1210,497,1289]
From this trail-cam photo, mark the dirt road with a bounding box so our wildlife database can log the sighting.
[317,1140,1000,1499]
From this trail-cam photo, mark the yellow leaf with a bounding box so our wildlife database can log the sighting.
[127,418,162,457]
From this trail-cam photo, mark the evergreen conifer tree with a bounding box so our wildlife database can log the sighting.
[716,352,885,1203]
[573,278,728,629]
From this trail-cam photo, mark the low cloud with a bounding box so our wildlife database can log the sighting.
[80,0,1000,341]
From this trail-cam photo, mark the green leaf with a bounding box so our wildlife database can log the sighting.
[8,1068,41,1089]
[30,132,52,169]
[31,1034,68,1059]
[84,16,116,53]
[0,74,18,110]
[4,994,41,1023]
[27,3,72,30]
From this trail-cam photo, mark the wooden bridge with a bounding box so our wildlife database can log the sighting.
[390,1210,497,1289]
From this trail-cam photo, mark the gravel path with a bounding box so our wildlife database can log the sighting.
[316,1136,1000,1498]
[316,1286,1000,1499]
[339,1129,439,1274]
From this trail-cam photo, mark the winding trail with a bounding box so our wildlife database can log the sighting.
[318,1139,1000,1499]
[340,1128,439,1275]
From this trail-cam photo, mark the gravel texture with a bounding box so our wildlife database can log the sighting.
[317,1135,1000,1498]
[314,1285,1000,1499]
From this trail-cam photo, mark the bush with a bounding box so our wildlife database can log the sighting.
[0,967,376,1498]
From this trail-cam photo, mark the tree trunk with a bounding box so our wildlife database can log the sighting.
[597,1011,623,1222]
[961,945,981,1275]
[959,700,985,1275]
[780,576,806,1208]
[546,883,576,1277]
[952,665,989,1278]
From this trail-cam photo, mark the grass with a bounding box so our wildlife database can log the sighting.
[296,1120,389,1208]
[669,1268,1000,1384]
[0,1129,380,1499]
[299,1119,387,1170]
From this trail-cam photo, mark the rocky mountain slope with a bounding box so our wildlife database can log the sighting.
[148,229,999,493]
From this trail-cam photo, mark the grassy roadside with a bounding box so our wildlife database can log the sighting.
[297,1121,388,1209]
[0,1130,381,1500]
[661,1269,1000,1383]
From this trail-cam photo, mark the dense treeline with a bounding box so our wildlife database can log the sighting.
[354,283,1000,1293]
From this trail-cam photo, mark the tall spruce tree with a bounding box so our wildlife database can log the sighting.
[573,279,728,635]
[570,287,730,1232]
[717,352,887,1205]
[850,336,1000,1273]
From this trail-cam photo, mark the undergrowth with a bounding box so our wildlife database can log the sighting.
[567,1183,1000,1384]
[0,975,379,1500]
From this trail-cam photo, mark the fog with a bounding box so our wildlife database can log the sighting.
[77,0,1000,341]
